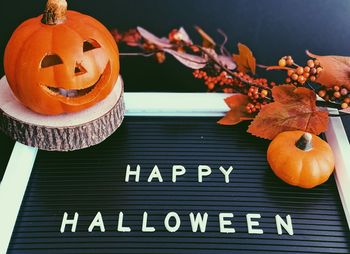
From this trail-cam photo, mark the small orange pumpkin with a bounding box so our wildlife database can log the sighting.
[4,0,119,115]
[267,131,335,188]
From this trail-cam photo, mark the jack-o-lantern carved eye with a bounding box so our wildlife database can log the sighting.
[83,39,101,52]
[41,54,63,68]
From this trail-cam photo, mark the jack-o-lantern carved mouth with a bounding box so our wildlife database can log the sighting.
[41,61,112,105]
[45,75,101,98]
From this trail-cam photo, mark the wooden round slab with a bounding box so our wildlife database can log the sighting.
[0,76,125,151]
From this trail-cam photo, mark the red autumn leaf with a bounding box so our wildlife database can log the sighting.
[195,26,216,48]
[247,85,329,140]
[218,94,254,125]
[232,43,256,74]
[307,50,350,89]
[272,84,314,105]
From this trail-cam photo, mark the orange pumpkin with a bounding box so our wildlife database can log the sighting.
[4,0,119,115]
[267,131,335,188]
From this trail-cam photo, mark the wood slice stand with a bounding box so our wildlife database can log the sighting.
[0,76,125,151]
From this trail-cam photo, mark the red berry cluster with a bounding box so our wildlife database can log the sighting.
[193,70,233,90]
[245,87,269,113]
[245,85,270,113]
[278,55,294,67]
[318,85,350,109]
[193,70,274,114]
[247,86,269,100]
[279,56,323,86]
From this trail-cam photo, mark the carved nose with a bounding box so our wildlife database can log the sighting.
[74,63,87,76]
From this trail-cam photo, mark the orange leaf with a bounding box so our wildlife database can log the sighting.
[232,43,256,74]
[307,50,350,89]
[194,26,216,48]
[218,94,254,125]
[247,85,328,140]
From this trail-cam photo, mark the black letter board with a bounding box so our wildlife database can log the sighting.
[8,117,350,253]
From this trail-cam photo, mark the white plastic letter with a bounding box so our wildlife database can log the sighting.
[142,212,156,232]
[164,212,181,232]
[125,164,140,182]
[148,165,163,182]
[219,166,234,183]
[88,211,105,232]
[172,165,186,182]
[117,212,131,232]
[189,212,208,232]
[198,165,212,182]
[246,214,263,234]
[275,214,294,235]
[60,212,79,233]
[219,213,235,233]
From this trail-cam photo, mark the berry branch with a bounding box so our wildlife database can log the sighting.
[112,27,350,114]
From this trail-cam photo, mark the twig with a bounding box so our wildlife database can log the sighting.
[119,52,155,57]
[304,81,314,90]
[199,46,272,91]
[217,29,231,57]
[257,64,269,69]
[292,62,301,68]
[257,64,294,71]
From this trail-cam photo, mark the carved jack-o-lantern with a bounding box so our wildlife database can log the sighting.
[4,0,119,115]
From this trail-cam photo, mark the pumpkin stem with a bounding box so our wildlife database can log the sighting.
[295,132,313,151]
[41,0,67,25]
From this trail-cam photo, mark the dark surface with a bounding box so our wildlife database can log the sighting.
[8,117,350,253]
[2,0,350,176]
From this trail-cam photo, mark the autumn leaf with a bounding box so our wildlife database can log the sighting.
[202,47,236,70]
[233,43,256,74]
[176,27,193,44]
[307,50,350,89]
[137,26,172,48]
[195,26,216,48]
[163,49,207,69]
[217,55,236,70]
[218,94,254,125]
[247,85,328,140]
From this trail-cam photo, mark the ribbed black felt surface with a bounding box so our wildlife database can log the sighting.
[8,117,350,253]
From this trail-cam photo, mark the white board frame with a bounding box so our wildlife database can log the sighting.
[0,92,349,253]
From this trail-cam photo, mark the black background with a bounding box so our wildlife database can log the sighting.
[1,0,350,92]
[1,0,350,172]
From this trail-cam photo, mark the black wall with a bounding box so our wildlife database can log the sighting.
[1,0,350,92]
